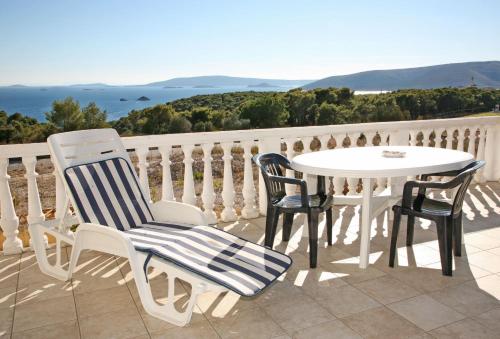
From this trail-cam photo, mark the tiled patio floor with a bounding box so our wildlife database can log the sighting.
[1,182,500,338]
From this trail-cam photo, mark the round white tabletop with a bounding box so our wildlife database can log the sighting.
[291,146,474,178]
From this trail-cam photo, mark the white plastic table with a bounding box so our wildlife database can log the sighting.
[291,146,474,269]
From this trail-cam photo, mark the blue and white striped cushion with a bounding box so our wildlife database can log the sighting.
[64,157,292,296]
[65,158,153,230]
[126,222,292,296]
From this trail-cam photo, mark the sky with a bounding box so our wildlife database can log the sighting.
[0,0,499,86]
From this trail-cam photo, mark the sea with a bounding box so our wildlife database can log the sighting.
[0,86,386,122]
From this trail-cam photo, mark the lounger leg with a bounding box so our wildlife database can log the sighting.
[307,210,319,268]
[282,213,294,242]
[389,207,402,267]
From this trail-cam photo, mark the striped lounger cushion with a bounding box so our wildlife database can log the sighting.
[64,157,292,296]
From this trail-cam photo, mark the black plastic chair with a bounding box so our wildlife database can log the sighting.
[253,153,333,268]
[389,160,485,276]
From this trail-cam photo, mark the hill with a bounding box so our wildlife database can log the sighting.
[304,61,500,90]
[146,75,311,88]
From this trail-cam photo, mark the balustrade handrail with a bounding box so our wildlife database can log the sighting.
[0,116,498,158]
[1,115,499,255]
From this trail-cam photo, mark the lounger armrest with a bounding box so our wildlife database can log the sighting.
[150,201,208,226]
[74,223,136,258]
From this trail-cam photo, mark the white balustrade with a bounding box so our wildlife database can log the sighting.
[284,138,297,196]
[201,143,217,224]
[159,145,174,202]
[0,116,499,254]
[241,141,259,219]
[136,146,152,202]
[0,158,23,254]
[220,142,237,222]
[181,144,196,206]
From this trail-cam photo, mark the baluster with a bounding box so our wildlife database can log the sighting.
[475,126,487,183]
[181,144,196,206]
[23,156,46,248]
[220,142,237,222]
[445,128,455,150]
[301,136,317,194]
[423,129,433,147]
[241,141,259,219]
[159,145,174,202]
[435,128,445,148]
[377,131,390,190]
[409,130,417,146]
[347,133,359,195]
[332,134,345,196]
[284,138,296,196]
[200,143,217,223]
[0,158,23,254]
[466,127,477,157]
[456,127,466,152]
[136,147,152,202]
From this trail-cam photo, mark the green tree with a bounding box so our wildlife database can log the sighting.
[285,89,316,126]
[45,97,83,131]
[168,116,192,133]
[82,102,108,129]
[240,95,288,128]
[142,104,175,134]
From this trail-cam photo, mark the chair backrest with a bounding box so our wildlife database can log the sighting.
[451,160,485,216]
[252,153,290,205]
[48,129,153,230]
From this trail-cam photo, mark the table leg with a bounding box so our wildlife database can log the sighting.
[359,178,375,269]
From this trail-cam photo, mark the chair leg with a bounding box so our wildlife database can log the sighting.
[453,213,462,257]
[389,207,402,267]
[436,217,453,276]
[282,213,294,242]
[265,208,280,248]
[307,210,319,268]
[406,215,415,246]
[326,208,333,246]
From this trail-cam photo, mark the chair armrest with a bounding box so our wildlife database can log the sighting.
[150,201,207,226]
[74,223,137,258]
[402,177,462,209]
[421,169,461,180]
[269,175,309,206]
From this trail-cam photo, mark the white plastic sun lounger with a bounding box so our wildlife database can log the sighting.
[29,129,292,326]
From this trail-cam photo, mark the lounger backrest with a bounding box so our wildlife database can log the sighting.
[48,129,153,230]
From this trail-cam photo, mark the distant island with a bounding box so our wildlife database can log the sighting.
[136,96,150,101]
[119,98,128,101]
[163,86,182,89]
[248,82,278,88]
[146,75,312,88]
[304,61,500,90]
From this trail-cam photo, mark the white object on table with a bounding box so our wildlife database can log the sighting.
[291,146,474,269]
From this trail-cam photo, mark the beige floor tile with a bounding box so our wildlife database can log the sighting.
[254,278,306,307]
[354,275,421,304]
[387,294,465,331]
[150,319,219,339]
[429,318,498,339]
[79,307,148,339]
[422,240,483,255]
[342,306,423,339]
[473,307,500,331]
[292,319,362,339]
[13,295,76,333]
[0,307,14,338]
[15,280,73,307]
[488,246,500,256]
[424,258,491,282]
[262,294,334,335]
[388,266,464,293]
[322,261,386,284]
[291,268,347,300]
[17,263,64,289]
[314,285,381,318]
[429,281,499,317]
[71,257,125,295]
[467,251,500,273]
[0,267,18,291]
[0,286,17,309]
[464,232,500,250]
[210,306,285,339]
[12,320,80,339]
[474,274,500,300]
[398,244,442,267]
[196,290,256,320]
[75,285,135,318]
